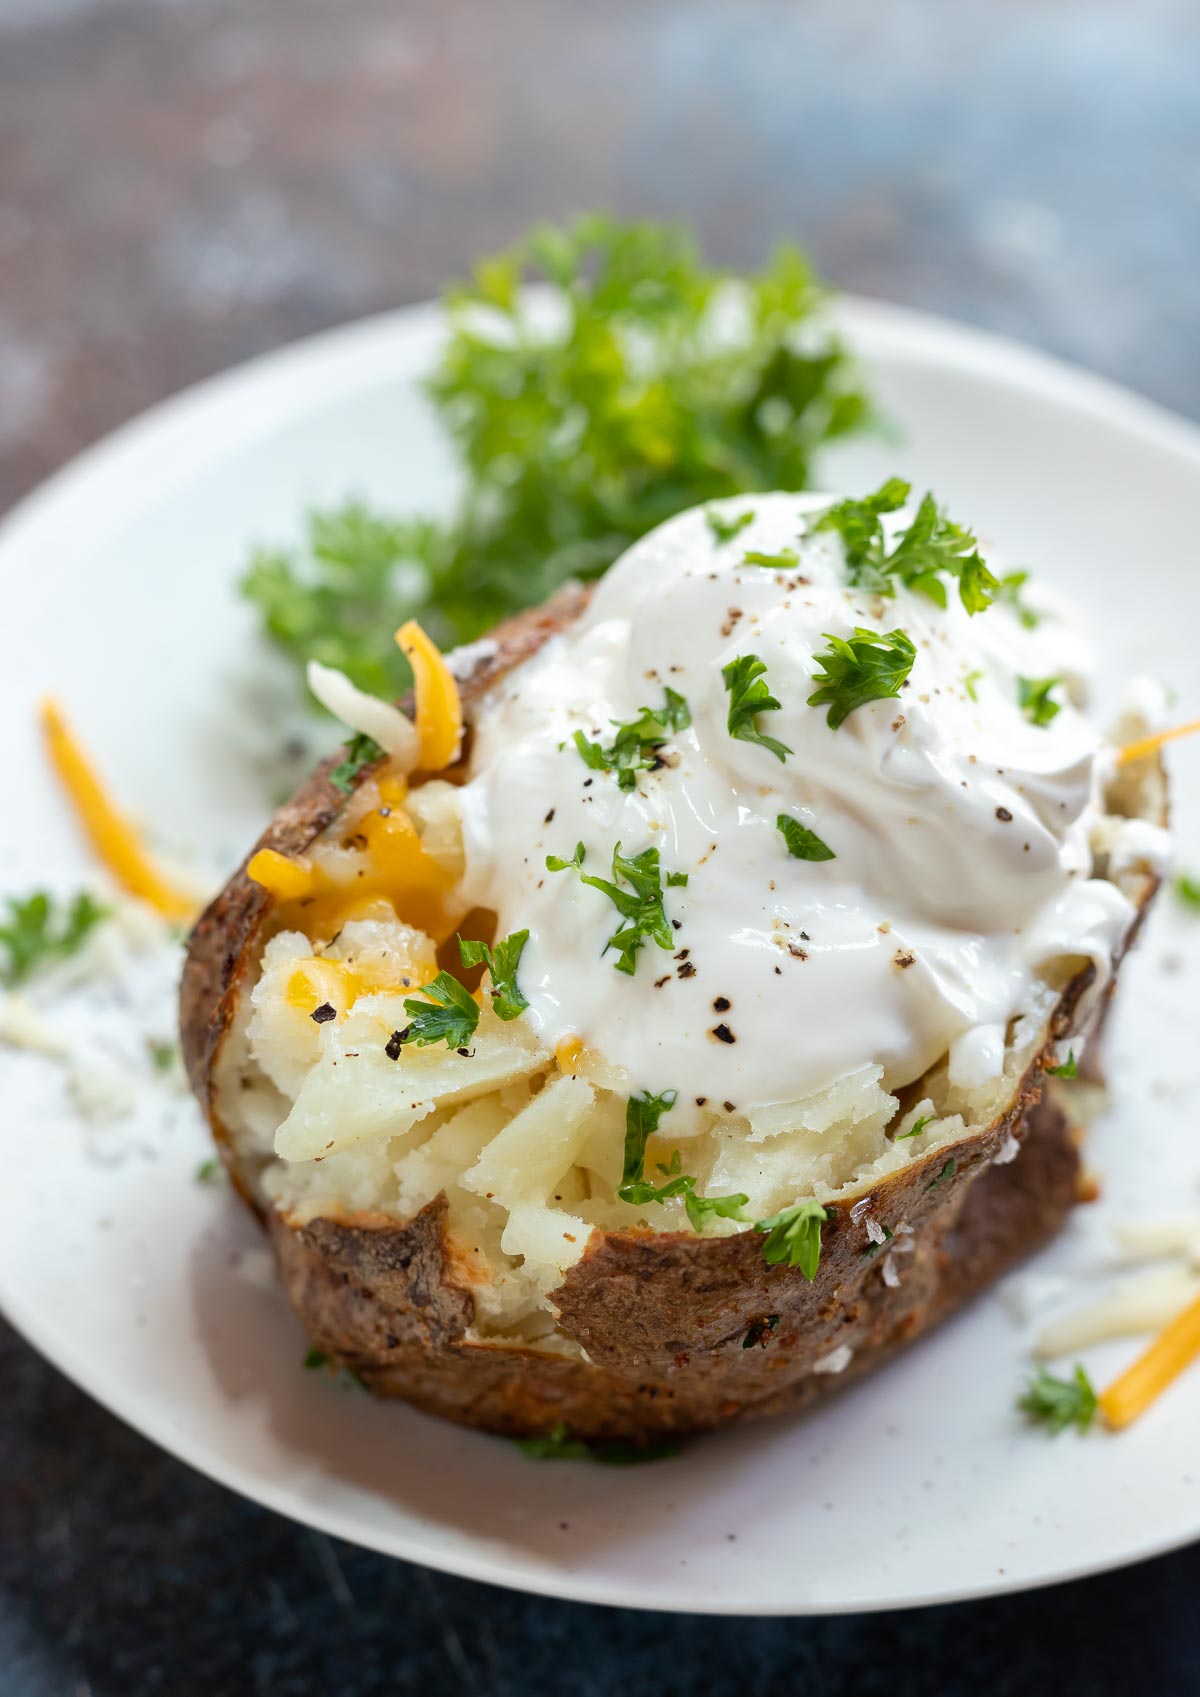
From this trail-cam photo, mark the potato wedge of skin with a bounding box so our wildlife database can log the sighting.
[181,584,1165,1441]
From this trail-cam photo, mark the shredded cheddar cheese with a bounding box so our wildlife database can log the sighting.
[40,697,198,923]
[395,620,462,771]
[1099,1289,1200,1429]
[1116,718,1200,767]
[247,848,314,901]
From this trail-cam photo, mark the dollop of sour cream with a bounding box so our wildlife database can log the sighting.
[455,493,1137,1115]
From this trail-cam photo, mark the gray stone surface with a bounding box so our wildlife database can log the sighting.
[2,1,1199,1690]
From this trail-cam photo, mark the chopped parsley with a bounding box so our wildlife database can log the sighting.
[755,1200,828,1279]
[194,1158,222,1184]
[148,1039,178,1073]
[303,1346,332,1370]
[458,931,529,1021]
[1046,1049,1077,1080]
[924,1157,956,1192]
[242,216,870,698]
[571,688,691,791]
[722,654,792,763]
[706,508,755,545]
[1175,872,1200,910]
[997,569,1040,629]
[1018,675,1062,728]
[1018,1364,1098,1435]
[0,890,109,987]
[896,1114,932,1140]
[963,668,984,703]
[516,1422,682,1464]
[618,1087,679,1193]
[860,1226,894,1258]
[742,547,798,570]
[330,731,384,794]
[812,478,997,614]
[546,841,681,975]
[396,972,480,1050]
[807,627,916,730]
[776,814,835,862]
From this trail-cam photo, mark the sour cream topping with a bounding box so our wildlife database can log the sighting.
[454,493,1138,1115]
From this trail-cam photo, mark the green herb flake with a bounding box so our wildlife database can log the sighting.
[148,1039,178,1073]
[924,1157,957,1192]
[516,1421,682,1465]
[330,732,385,794]
[776,814,835,862]
[1046,1049,1078,1080]
[571,688,691,791]
[722,654,792,763]
[964,668,984,703]
[860,1226,895,1259]
[896,1114,932,1141]
[807,627,916,730]
[742,547,798,571]
[194,1158,222,1185]
[755,1200,828,1279]
[618,1088,679,1193]
[1018,1365,1098,1435]
[706,508,755,545]
[997,570,1041,629]
[458,930,530,1021]
[618,1095,748,1230]
[397,972,480,1050]
[1174,872,1200,910]
[813,479,996,614]
[1018,676,1062,728]
[0,890,109,987]
[303,1346,332,1371]
[547,841,683,975]
[242,218,871,696]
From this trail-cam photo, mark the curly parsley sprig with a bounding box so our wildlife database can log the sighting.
[807,627,916,730]
[572,688,691,791]
[722,654,792,762]
[754,1200,829,1279]
[0,890,110,986]
[813,478,998,615]
[547,841,683,975]
[1017,1365,1098,1435]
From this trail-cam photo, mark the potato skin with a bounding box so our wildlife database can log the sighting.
[180,585,1161,1443]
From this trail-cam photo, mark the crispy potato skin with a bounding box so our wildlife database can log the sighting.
[180,586,1161,1443]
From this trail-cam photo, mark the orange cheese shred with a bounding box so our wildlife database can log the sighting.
[40,696,198,923]
[1099,1289,1200,1430]
[1116,718,1200,767]
[247,848,315,901]
[395,620,463,772]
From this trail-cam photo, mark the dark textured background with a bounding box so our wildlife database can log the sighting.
[2,1,1199,1690]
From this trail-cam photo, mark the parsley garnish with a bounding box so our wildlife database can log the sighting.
[706,508,755,545]
[396,972,480,1050]
[924,1158,956,1192]
[860,1226,894,1258]
[194,1158,222,1184]
[1018,1365,1098,1435]
[458,931,529,1021]
[0,890,109,986]
[754,1200,828,1279]
[618,1087,679,1192]
[813,479,997,614]
[807,627,916,730]
[242,217,870,697]
[330,732,384,794]
[571,688,691,791]
[303,1346,332,1370]
[1018,675,1062,728]
[963,668,984,703]
[722,654,792,763]
[148,1039,178,1073]
[618,1094,748,1231]
[776,814,835,862]
[742,547,798,570]
[998,570,1040,629]
[1175,872,1200,910]
[896,1114,932,1140]
[1046,1049,1077,1079]
[547,841,681,975]
[516,1422,682,1464]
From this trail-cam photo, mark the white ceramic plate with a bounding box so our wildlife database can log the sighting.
[2,296,1200,1615]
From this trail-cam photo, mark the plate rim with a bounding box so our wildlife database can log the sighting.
[3,290,1200,1614]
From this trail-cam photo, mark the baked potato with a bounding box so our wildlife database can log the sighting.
[181,492,1167,1443]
